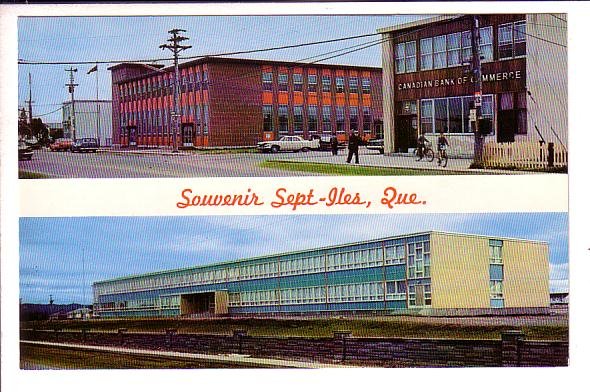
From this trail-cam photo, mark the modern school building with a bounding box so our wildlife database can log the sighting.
[93,231,549,318]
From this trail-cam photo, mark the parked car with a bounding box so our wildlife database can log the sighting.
[70,138,99,153]
[18,141,33,161]
[310,134,346,151]
[257,136,319,153]
[366,138,384,154]
[50,138,73,152]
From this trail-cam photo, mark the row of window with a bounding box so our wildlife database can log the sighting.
[420,94,494,135]
[395,21,525,74]
[263,72,372,94]
[227,280,407,307]
[264,105,373,135]
[119,104,210,135]
[489,240,505,308]
[94,241,431,297]
[118,70,209,100]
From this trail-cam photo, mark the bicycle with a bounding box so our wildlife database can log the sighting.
[414,141,435,162]
[437,145,448,167]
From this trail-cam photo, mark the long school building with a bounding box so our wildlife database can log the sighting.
[379,14,567,156]
[109,57,383,148]
[93,231,549,318]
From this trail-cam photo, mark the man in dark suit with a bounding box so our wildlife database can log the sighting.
[346,130,361,164]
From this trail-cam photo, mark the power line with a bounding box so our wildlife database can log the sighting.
[549,14,567,24]
[18,31,382,66]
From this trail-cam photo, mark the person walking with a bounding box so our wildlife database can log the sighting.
[346,130,361,164]
[330,132,339,156]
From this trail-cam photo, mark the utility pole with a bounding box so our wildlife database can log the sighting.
[26,72,34,125]
[471,15,484,167]
[65,67,79,140]
[159,29,191,153]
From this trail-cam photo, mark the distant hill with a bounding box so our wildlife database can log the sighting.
[20,303,91,321]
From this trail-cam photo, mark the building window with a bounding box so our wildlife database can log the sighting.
[421,94,494,134]
[489,239,504,307]
[308,74,317,93]
[385,281,407,301]
[362,107,371,132]
[479,26,494,62]
[349,77,358,94]
[395,41,417,73]
[361,78,371,94]
[308,105,318,134]
[335,76,345,93]
[384,244,405,265]
[335,106,345,133]
[278,105,288,135]
[461,31,472,64]
[203,104,209,135]
[447,32,461,67]
[278,73,288,91]
[349,106,359,131]
[262,72,273,91]
[293,106,303,133]
[263,105,273,132]
[433,35,447,69]
[293,73,303,92]
[322,106,332,133]
[420,38,433,70]
[321,75,332,93]
[407,240,430,279]
[499,21,526,59]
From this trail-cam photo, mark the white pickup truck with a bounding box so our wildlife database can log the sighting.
[257,136,320,153]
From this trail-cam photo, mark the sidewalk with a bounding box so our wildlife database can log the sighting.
[21,340,355,369]
[279,150,532,175]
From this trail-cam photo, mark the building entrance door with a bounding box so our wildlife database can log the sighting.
[182,124,194,147]
[394,116,418,153]
[415,285,425,307]
[127,126,137,146]
[497,109,517,143]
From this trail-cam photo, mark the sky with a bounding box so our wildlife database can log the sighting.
[19,213,568,304]
[17,15,429,123]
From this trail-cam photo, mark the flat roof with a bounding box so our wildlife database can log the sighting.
[94,231,546,286]
[111,56,381,84]
[377,14,464,34]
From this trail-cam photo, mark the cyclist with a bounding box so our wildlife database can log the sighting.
[416,133,430,161]
[437,130,449,166]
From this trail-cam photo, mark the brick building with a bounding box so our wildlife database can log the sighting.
[109,57,383,148]
[379,14,567,157]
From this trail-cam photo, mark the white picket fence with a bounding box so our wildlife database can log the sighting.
[483,142,568,169]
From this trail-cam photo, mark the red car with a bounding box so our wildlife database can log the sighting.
[50,138,73,152]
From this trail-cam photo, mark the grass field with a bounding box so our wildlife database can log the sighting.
[18,170,51,179]
[20,343,267,369]
[21,314,568,341]
[260,160,478,176]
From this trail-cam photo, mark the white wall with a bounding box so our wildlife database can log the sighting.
[62,101,113,146]
[526,14,568,148]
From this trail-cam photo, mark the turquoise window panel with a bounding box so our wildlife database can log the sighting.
[326,267,383,285]
[491,298,505,308]
[385,265,406,280]
[279,273,325,289]
[489,264,504,281]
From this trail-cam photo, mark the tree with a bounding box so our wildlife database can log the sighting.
[18,108,30,140]
[30,118,49,146]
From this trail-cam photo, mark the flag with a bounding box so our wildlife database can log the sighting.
[87,64,98,74]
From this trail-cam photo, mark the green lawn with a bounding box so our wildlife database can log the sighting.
[260,160,476,176]
[18,170,51,179]
[21,316,568,341]
[20,343,267,369]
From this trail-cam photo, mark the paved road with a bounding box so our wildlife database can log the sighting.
[19,147,516,178]
[19,148,337,178]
